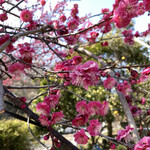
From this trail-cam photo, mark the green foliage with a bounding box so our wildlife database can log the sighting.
[0,119,41,150]
[115,144,127,150]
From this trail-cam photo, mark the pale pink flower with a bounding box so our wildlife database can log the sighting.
[100,101,109,116]
[117,125,134,143]
[39,114,51,126]
[70,61,100,89]
[20,10,33,22]
[74,129,89,144]
[36,102,51,115]
[87,119,102,136]
[103,77,116,89]
[51,111,64,124]
[76,101,88,115]
[134,136,150,150]
[88,101,102,116]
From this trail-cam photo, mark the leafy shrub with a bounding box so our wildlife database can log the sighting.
[0,119,31,150]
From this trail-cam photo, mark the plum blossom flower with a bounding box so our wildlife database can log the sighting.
[0,13,8,22]
[72,115,88,127]
[87,119,102,136]
[134,136,150,150]
[141,67,150,76]
[39,114,51,126]
[143,0,150,11]
[88,101,102,116]
[20,10,33,22]
[103,77,116,89]
[51,111,64,124]
[100,101,109,116]
[130,105,142,117]
[8,62,25,75]
[74,129,89,144]
[76,100,88,115]
[70,61,100,89]
[44,94,59,108]
[117,125,134,143]
[36,102,51,115]
[117,81,132,95]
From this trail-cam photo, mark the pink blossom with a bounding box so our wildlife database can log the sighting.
[72,115,88,127]
[103,77,116,89]
[41,0,46,6]
[100,101,109,116]
[117,125,134,143]
[39,114,51,126]
[43,134,49,140]
[141,67,150,76]
[137,3,145,16]
[101,41,108,46]
[87,31,99,43]
[51,111,64,124]
[87,119,102,136]
[76,101,88,115]
[88,101,102,116]
[0,13,8,22]
[131,69,138,78]
[67,19,79,31]
[147,110,150,115]
[72,56,82,65]
[74,129,89,144]
[20,10,33,22]
[134,136,150,150]
[8,62,25,75]
[44,95,59,108]
[70,61,100,89]
[59,15,66,22]
[130,105,142,117]
[36,102,51,115]
[141,97,146,105]
[117,81,132,95]
[143,0,150,11]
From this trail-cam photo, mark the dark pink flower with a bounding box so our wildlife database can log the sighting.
[117,81,132,95]
[88,101,102,116]
[44,95,59,108]
[41,0,46,6]
[51,111,64,124]
[74,129,89,144]
[0,13,8,22]
[117,125,134,143]
[130,105,142,117]
[76,101,88,115]
[100,101,109,116]
[141,97,146,105]
[36,102,51,115]
[20,10,33,22]
[134,136,150,150]
[8,62,25,75]
[67,19,79,30]
[72,56,82,65]
[72,115,88,127]
[43,134,49,140]
[70,61,100,89]
[141,67,150,76]
[39,114,51,126]
[143,0,150,11]
[87,119,102,136]
[103,77,116,89]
